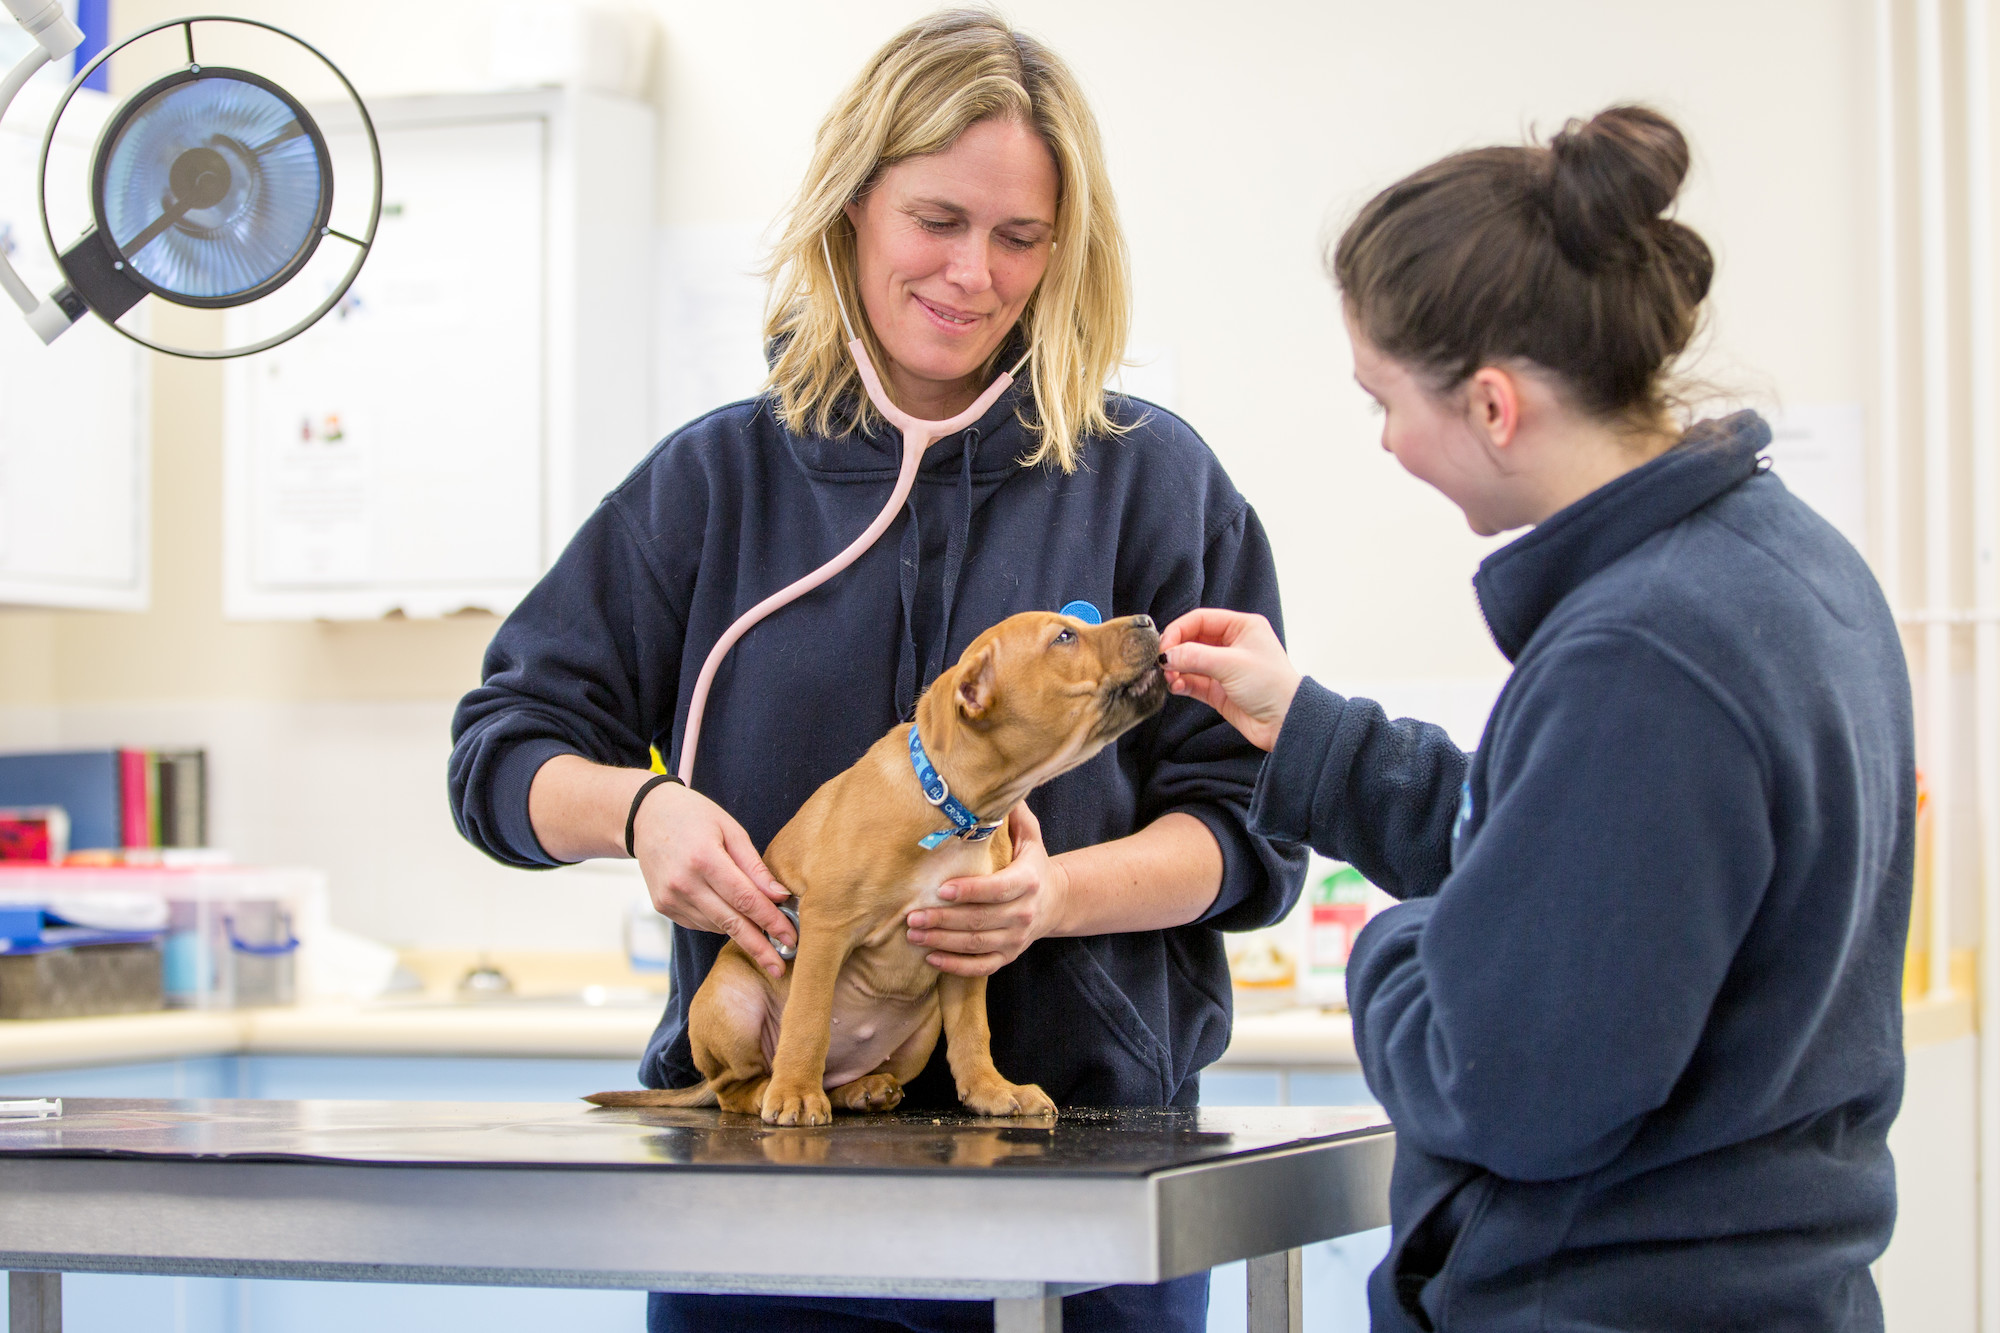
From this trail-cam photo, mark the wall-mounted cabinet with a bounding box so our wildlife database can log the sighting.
[224,89,654,619]
[0,90,149,612]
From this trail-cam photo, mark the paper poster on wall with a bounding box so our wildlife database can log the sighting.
[1764,404,1866,553]
[255,398,370,584]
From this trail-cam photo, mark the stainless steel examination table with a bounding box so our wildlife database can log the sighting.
[0,1098,1394,1332]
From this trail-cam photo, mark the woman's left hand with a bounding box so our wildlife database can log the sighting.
[906,803,1070,976]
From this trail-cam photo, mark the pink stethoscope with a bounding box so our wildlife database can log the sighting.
[674,235,1032,786]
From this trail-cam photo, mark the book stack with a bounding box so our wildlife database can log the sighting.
[0,750,208,862]
[120,750,207,851]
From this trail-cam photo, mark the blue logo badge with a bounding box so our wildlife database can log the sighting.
[1058,600,1102,624]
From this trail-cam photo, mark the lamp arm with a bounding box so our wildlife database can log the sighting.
[0,45,49,314]
[0,0,83,339]
[2,0,81,59]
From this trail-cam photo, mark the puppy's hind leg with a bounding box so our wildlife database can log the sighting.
[691,945,779,1116]
[828,1073,901,1113]
[828,999,940,1114]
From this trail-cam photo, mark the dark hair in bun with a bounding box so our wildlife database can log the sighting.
[1332,105,1713,428]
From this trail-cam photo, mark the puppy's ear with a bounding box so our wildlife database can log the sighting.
[956,645,997,721]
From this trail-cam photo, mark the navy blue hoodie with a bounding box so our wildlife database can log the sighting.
[1249,413,1914,1331]
[450,386,1306,1107]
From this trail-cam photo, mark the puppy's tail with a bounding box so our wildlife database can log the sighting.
[583,1083,719,1108]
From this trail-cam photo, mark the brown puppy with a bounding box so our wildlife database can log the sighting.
[587,610,1167,1126]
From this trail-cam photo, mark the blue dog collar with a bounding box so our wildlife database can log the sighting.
[908,725,1002,850]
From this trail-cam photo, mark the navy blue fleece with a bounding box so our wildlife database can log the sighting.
[1250,413,1914,1332]
[451,385,1306,1110]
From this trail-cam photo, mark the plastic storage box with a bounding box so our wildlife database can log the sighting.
[0,866,325,1010]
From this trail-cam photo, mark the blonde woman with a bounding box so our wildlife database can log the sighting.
[451,13,1303,1330]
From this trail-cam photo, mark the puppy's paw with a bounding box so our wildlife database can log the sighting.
[960,1078,1058,1119]
[761,1083,833,1127]
[831,1073,904,1113]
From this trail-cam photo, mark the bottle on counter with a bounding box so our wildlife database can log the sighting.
[1301,864,1372,1010]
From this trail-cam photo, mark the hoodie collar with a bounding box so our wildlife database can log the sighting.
[1473,410,1770,661]
[778,333,1036,480]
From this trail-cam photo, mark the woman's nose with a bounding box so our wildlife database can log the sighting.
[946,239,994,294]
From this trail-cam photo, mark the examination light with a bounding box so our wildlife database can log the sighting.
[0,1,380,358]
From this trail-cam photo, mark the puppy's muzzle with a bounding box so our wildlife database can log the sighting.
[1101,618,1168,726]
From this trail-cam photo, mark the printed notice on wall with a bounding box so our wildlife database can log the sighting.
[1764,404,1867,554]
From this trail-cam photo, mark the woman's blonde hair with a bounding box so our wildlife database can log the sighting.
[762,8,1130,473]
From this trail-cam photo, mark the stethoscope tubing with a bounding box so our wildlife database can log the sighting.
[674,336,1019,786]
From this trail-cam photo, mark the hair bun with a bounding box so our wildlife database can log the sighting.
[1547,105,1692,272]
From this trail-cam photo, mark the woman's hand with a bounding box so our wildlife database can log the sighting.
[1159,608,1303,752]
[906,803,1070,977]
[631,780,796,980]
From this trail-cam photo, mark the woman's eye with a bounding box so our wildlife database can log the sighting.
[1053,628,1075,645]
[918,217,957,234]
[999,232,1037,251]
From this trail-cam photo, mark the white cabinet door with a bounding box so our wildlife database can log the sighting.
[0,118,148,611]
[227,114,548,618]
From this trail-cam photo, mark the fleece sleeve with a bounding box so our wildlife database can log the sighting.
[1344,630,1774,1182]
[1248,678,1468,900]
[1139,504,1310,932]
[448,498,688,868]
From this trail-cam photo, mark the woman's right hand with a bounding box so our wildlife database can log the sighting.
[1159,609,1304,752]
[631,780,796,979]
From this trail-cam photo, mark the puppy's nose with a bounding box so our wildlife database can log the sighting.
[1129,614,1154,629]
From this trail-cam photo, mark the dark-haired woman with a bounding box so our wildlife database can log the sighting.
[1164,106,1914,1331]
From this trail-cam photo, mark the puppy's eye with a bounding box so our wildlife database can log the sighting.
[1053,627,1076,646]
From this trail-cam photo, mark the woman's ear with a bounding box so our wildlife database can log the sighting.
[956,646,997,721]
[1466,366,1521,450]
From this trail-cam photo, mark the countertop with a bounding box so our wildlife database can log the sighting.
[0,985,1963,1079]
[0,1001,1359,1076]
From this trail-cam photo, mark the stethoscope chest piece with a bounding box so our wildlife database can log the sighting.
[767,896,801,962]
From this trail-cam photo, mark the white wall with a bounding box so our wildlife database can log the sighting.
[1881,1034,1979,1331]
[640,0,1871,689]
[123,0,1877,692]
[0,0,1876,952]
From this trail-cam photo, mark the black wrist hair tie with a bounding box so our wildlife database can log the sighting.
[625,773,684,858]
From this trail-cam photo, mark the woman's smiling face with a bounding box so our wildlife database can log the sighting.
[1347,307,1521,537]
[845,116,1058,419]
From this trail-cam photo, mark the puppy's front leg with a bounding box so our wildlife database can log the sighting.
[762,924,849,1126]
[938,972,1057,1119]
